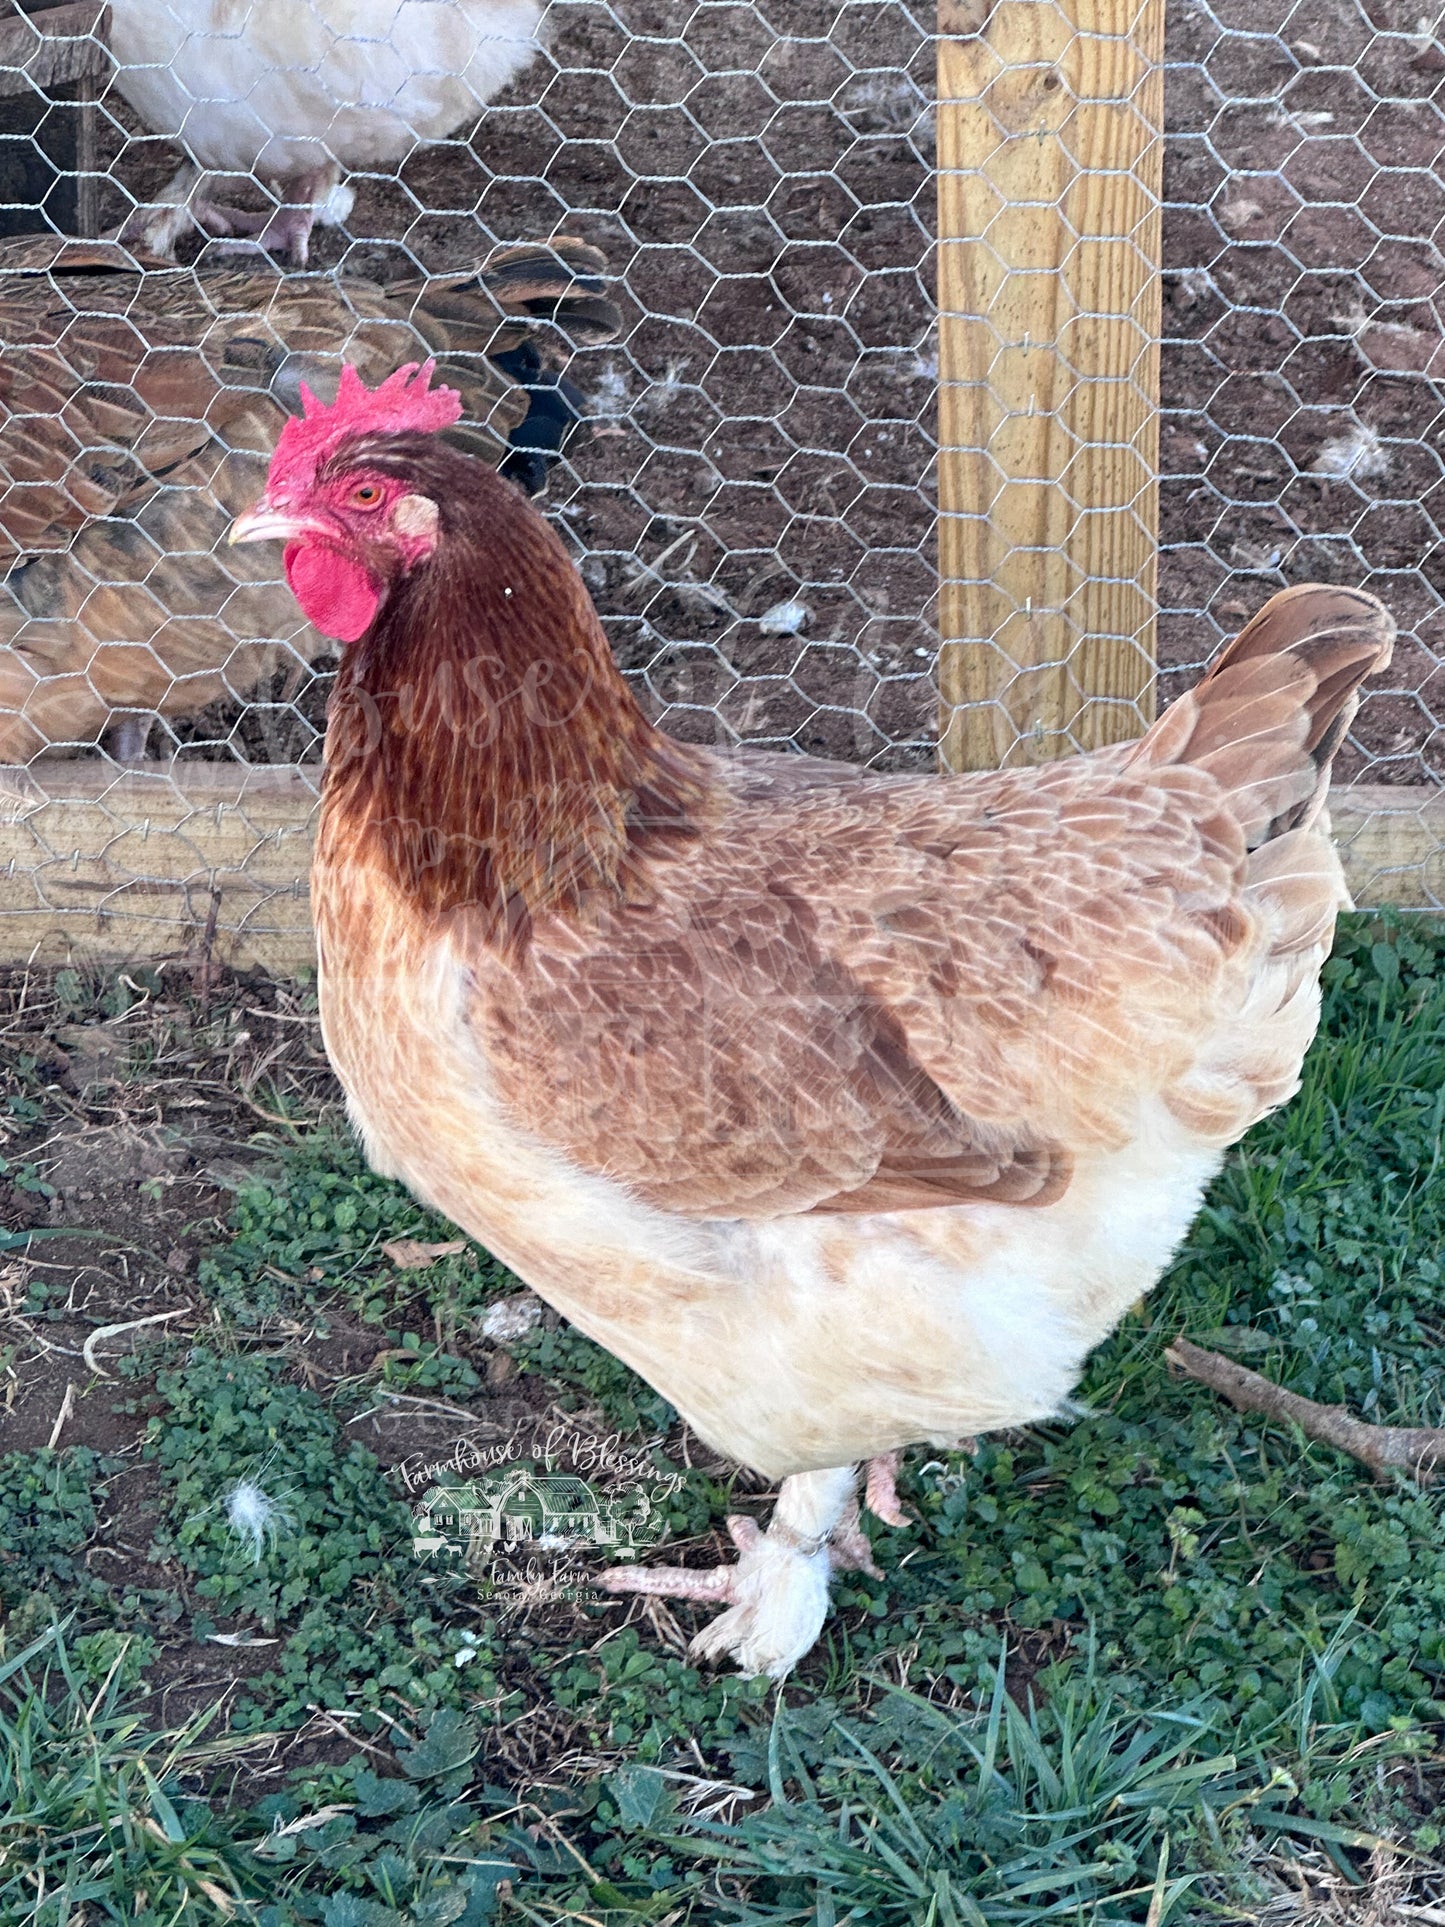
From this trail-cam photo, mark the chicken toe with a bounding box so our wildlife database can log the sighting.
[824,1499,882,1579]
[205,204,317,265]
[863,1450,911,1529]
[116,170,264,257]
[116,162,206,260]
[600,1466,858,1678]
[181,167,356,266]
[230,167,355,265]
[603,1515,759,1607]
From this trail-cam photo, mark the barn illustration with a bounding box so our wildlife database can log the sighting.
[413,1467,660,1557]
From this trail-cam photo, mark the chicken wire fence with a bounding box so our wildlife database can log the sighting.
[0,0,1442,971]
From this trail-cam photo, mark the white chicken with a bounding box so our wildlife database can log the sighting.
[110,0,543,262]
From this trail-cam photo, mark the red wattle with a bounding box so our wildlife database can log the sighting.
[285,542,381,643]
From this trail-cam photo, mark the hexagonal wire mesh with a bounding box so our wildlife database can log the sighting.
[1158,0,1443,905]
[0,0,1440,970]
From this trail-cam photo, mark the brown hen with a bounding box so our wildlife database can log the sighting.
[231,367,1396,1678]
[0,235,617,762]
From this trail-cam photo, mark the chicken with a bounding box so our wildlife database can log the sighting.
[230,364,1395,1680]
[0,235,617,764]
[111,0,542,262]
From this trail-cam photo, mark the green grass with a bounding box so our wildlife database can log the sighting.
[2,910,1444,1922]
[196,1123,514,1332]
[0,1626,1424,1925]
[0,1622,262,1925]
[146,1348,497,1733]
[641,1665,1398,1925]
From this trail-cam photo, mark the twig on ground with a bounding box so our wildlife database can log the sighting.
[13,1322,88,1361]
[1167,1337,1445,1482]
[46,1380,75,1449]
[82,1306,192,1378]
[193,887,223,1012]
[303,1705,394,1763]
[345,1388,483,1424]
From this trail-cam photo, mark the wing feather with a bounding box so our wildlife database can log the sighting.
[463,746,1262,1220]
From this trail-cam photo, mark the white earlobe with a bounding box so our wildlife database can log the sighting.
[393,493,440,539]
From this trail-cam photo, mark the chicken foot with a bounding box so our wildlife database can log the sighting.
[118,162,355,265]
[118,162,251,258]
[207,165,357,267]
[602,1456,906,1678]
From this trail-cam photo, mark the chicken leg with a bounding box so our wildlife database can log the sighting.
[209,164,356,266]
[602,1458,907,1678]
[103,714,154,763]
[118,161,354,265]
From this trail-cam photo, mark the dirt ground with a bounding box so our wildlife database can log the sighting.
[19,1,1445,781]
[0,962,327,1751]
[1159,0,1445,783]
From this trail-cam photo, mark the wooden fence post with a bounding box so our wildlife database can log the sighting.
[937,0,1166,771]
[0,5,112,238]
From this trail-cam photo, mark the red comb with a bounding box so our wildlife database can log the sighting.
[268,360,464,486]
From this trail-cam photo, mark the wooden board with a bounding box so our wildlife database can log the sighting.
[0,766,1441,976]
[0,3,111,236]
[1327,786,1445,912]
[937,0,1165,771]
[0,763,320,974]
[0,3,111,97]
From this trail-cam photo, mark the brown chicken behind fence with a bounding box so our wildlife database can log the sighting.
[0,234,618,763]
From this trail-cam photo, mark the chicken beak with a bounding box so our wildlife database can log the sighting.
[228,501,331,547]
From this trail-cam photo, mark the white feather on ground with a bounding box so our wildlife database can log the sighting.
[225,1481,292,1562]
[1309,421,1391,483]
[481,1292,542,1342]
[758,599,811,636]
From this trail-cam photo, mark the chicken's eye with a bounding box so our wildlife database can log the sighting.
[348,481,384,509]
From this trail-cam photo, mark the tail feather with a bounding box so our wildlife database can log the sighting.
[469,237,618,338]
[1243,830,1343,956]
[403,237,621,352]
[1129,585,1395,846]
[1148,588,1395,1145]
[400,237,622,490]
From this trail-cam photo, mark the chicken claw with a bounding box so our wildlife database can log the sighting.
[604,1515,832,1679]
[601,1465,858,1678]
[605,1514,760,1606]
[824,1452,917,1575]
